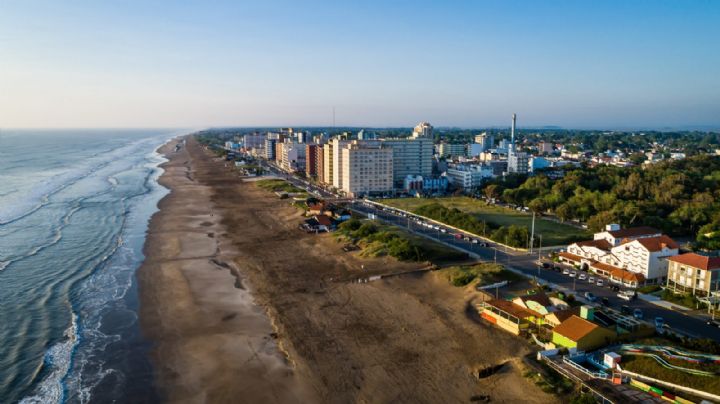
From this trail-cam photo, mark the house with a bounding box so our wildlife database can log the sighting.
[591,262,646,288]
[477,299,542,336]
[302,214,335,233]
[545,306,581,328]
[666,253,720,296]
[551,307,616,351]
[512,292,553,317]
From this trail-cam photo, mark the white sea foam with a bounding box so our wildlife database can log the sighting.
[19,313,79,404]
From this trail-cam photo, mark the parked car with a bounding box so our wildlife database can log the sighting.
[597,279,604,287]
[440,229,447,233]
[471,239,479,244]
[633,309,644,320]
[617,291,632,301]
[542,262,551,269]
[584,292,597,302]
[554,266,563,273]
[601,297,610,307]
[609,284,620,291]
[655,317,665,329]
[621,305,631,315]
[707,319,720,328]
[569,271,577,278]
[562,268,570,275]
[579,273,587,280]
[588,276,595,283]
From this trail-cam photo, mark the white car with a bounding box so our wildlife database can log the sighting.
[562,268,570,275]
[569,272,577,278]
[579,273,587,280]
[597,279,604,287]
[588,276,595,283]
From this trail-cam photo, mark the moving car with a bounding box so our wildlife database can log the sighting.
[584,292,597,302]
[633,309,644,319]
[621,305,631,315]
[707,319,720,328]
[597,279,604,287]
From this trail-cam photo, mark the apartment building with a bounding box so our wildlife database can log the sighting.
[331,139,352,189]
[474,132,494,151]
[340,142,393,197]
[666,253,720,296]
[305,144,322,178]
[507,151,529,174]
[242,133,266,151]
[315,145,325,183]
[437,143,466,158]
[411,121,433,139]
[264,138,277,160]
[280,142,306,172]
[445,164,493,190]
[380,138,433,186]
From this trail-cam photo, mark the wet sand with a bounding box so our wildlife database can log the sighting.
[138,136,554,403]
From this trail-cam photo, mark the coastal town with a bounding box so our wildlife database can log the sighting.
[195,120,720,404]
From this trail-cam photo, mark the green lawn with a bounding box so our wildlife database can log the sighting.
[621,355,720,396]
[381,197,591,246]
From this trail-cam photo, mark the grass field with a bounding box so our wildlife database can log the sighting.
[381,196,591,246]
[621,355,720,396]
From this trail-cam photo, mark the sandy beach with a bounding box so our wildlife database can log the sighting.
[138,136,555,403]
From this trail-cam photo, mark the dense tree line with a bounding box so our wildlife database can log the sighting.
[482,155,720,250]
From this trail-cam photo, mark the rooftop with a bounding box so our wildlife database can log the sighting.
[621,235,679,252]
[668,252,720,271]
[605,226,661,239]
[553,315,599,341]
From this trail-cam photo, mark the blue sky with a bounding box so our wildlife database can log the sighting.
[1,1,718,129]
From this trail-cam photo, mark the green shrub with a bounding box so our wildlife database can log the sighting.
[637,284,662,294]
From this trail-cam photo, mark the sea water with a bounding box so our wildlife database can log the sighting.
[0,129,182,403]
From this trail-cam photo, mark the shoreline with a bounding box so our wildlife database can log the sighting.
[138,136,555,403]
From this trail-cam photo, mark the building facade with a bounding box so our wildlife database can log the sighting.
[437,143,466,158]
[305,144,321,177]
[381,138,433,186]
[411,121,433,139]
[666,253,720,296]
[445,164,493,190]
[340,142,393,197]
[331,139,352,189]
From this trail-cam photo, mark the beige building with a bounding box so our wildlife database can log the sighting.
[667,253,720,296]
[340,141,393,197]
[331,139,352,189]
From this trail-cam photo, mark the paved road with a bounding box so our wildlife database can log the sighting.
[350,202,720,342]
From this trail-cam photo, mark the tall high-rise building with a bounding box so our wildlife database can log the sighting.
[381,138,433,185]
[243,133,267,151]
[281,142,306,172]
[437,143,466,158]
[411,121,433,139]
[322,142,334,186]
[340,141,393,198]
[331,138,352,189]
[315,145,325,183]
[264,138,277,160]
[305,144,320,177]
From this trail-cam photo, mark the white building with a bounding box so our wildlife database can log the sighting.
[243,133,266,151]
[467,143,484,157]
[411,122,433,139]
[561,225,678,285]
[331,139,352,189]
[380,138,433,185]
[474,132,494,151]
[445,164,494,190]
[340,142,393,197]
[280,142,306,172]
[507,151,528,174]
[437,143,466,158]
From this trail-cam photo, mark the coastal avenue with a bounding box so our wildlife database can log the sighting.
[350,202,720,342]
[256,158,720,341]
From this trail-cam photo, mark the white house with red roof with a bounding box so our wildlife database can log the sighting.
[560,224,679,286]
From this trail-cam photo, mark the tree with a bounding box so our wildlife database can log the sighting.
[484,184,500,200]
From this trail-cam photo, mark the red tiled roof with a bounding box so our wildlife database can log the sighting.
[623,235,679,252]
[559,252,583,262]
[668,253,720,271]
[606,226,661,238]
[548,307,581,323]
[314,214,333,226]
[553,315,599,341]
[576,239,612,251]
[590,262,645,283]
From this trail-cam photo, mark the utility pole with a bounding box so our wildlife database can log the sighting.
[529,211,535,254]
[538,234,543,262]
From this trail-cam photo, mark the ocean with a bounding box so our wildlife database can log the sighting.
[0,129,181,403]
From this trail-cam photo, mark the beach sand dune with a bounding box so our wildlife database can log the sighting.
[138,137,554,404]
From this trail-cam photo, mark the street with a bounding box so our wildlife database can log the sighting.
[350,201,720,342]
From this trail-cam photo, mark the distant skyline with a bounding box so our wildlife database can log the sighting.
[1,1,719,129]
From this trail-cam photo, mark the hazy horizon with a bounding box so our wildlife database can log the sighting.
[2,1,719,129]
